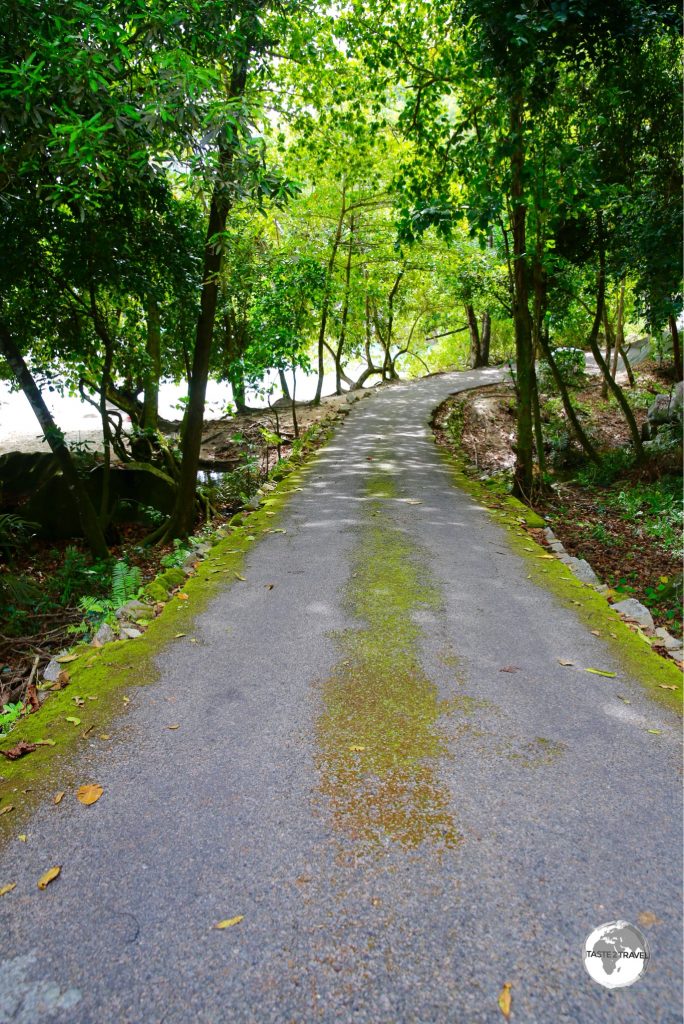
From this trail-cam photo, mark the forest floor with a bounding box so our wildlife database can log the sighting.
[433,360,683,641]
[1,368,680,1024]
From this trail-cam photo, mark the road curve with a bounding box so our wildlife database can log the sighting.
[1,369,681,1024]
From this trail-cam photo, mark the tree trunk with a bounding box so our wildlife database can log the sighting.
[162,56,250,541]
[601,308,614,400]
[0,325,109,558]
[278,369,291,401]
[314,185,346,404]
[334,214,355,394]
[466,304,482,368]
[538,328,601,464]
[142,297,161,430]
[588,214,644,459]
[611,278,625,378]
[509,93,535,501]
[669,313,682,380]
[480,312,491,365]
[229,362,248,413]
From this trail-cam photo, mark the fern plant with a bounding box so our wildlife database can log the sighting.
[111,561,142,607]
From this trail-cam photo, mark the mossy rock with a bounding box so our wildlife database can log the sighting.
[144,581,169,603]
[157,567,185,590]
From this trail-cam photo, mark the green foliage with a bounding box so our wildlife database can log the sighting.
[538,348,586,392]
[574,449,637,487]
[0,514,37,561]
[0,701,24,737]
[111,561,142,607]
[160,540,192,570]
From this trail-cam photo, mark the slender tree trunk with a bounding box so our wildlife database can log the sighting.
[0,325,108,558]
[382,270,403,380]
[538,328,601,464]
[601,308,614,399]
[335,214,355,394]
[98,337,114,525]
[611,279,625,379]
[588,214,644,459]
[278,369,291,401]
[162,56,250,541]
[314,185,346,404]
[669,314,682,380]
[480,312,491,365]
[290,355,299,439]
[142,297,161,430]
[531,373,546,479]
[509,93,535,501]
[465,304,482,368]
[229,363,248,413]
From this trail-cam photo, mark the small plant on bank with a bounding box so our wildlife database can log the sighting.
[0,700,24,736]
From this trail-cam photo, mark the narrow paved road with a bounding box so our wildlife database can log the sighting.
[1,370,681,1024]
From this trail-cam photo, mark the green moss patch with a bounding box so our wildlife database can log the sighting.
[316,473,462,855]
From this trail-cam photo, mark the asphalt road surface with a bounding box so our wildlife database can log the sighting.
[1,369,681,1023]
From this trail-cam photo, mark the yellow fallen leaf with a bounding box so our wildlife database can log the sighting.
[76,784,103,806]
[591,630,601,636]
[0,805,14,816]
[585,668,616,678]
[122,696,130,704]
[18,834,27,842]
[214,915,244,929]
[189,638,198,644]
[659,576,669,584]
[174,633,186,638]
[538,554,554,560]
[234,573,246,581]
[638,910,661,927]
[349,745,366,752]
[56,654,78,664]
[37,866,61,890]
[659,684,677,690]
[99,734,110,741]
[53,791,65,805]
[178,592,189,600]
[65,716,81,726]
[498,981,512,1018]
[167,724,180,730]
[647,729,662,735]
[0,883,16,896]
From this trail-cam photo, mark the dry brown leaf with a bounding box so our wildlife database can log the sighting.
[264,583,275,590]
[26,683,40,712]
[558,659,574,667]
[499,666,521,673]
[0,805,14,816]
[167,724,180,731]
[498,982,512,1018]
[214,915,244,929]
[53,791,65,805]
[177,593,189,601]
[1,741,37,761]
[99,734,110,741]
[659,684,677,690]
[638,911,661,927]
[591,630,601,636]
[0,883,16,897]
[56,654,78,664]
[37,866,61,890]
[51,671,70,690]
[76,784,103,806]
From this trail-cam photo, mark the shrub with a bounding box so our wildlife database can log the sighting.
[538,347,586,392]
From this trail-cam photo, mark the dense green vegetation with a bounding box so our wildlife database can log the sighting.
[0,2,681,597]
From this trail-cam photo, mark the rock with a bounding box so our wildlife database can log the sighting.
[245,494,261,510]
[543,527,556,543]
[549,541,566,554]
[594,584,609,595]
[612,598,654,631]
[647,393,671,424]
[115,600,148,622]
[568,557,600,585]
[120,627,142,640]
[653,627,682,651]
[669,380,683,419]
[43,658,64,683]
[92,623,116,646]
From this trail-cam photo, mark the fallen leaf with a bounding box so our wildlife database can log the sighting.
[34,739,56,747]
[214,915,244,929]
[647,729,662,735]
[498,982,512,1019]
[0,883,16,896]
[264,583,275,590]
[178,593,189,601]
[585,668,616,678]
[167,724,180,731]
[189,638,198,644]
[72,697,85,707]
[174,633,187,639]
[349,745,366,752]
[638,911,661,927]
[122,696,130,704]
[51,671,70,690]
[616,695,631,704]
[591,630,601,636]
[658,684,677,690]
[26,683,40,712]
[557,659,574,667]
[56,654,78,664]
[538,554,554,560]
[0,805,14,816]
[234,573,246,581]
[18,834,27,842]
[65,716,81,726]
[53,791,65,805]
[405,499,423,505]
[271,528,287,534]
[76,783,103,806]
[1,741,37,760]
[499,666,520,673]
[37,866,61,890]
[99,734,110,741]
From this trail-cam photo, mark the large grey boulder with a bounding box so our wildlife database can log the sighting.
[612,598,654,631]
[647,393,672,424]
[567,557,600,585]
[92,622,116,646]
